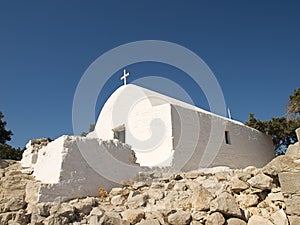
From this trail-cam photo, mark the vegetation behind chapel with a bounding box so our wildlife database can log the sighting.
[245,88,300,155]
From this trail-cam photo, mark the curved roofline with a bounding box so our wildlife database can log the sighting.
[115,84,245,126]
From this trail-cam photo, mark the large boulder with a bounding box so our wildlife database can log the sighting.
[167,210,191,225]
[286,142,300,158]
[247,173,273,190]
[262,155,300,176]
[247,215,273,225]
[285,127,300,159]
[278,172,300,194]
[210,192,242,218]
[205,212,225,225]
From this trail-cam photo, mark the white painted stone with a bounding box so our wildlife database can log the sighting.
[92,84,274,169]
[25,135,140,202]
[20,141,37,171]
[21,138,50,172]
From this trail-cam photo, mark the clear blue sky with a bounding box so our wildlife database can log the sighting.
[0,1,299,148]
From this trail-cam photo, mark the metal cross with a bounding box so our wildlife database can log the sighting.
[121,69,130,85]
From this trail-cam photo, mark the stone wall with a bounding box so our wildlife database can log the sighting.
[0,128,298,224]
[263,127,300,225]
[0,158,292,225]
[21,135,140,203]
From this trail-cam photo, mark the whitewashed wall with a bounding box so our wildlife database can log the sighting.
[30,135,140,202]
[93,85,174,167]
[171,105,274,170]
[94,84,274,169]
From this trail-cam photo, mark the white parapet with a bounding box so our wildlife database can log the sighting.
[21,138,51,173]
[23,135,140,203]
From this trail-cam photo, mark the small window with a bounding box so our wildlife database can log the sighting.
[112,125,125,143]
[225,131,231,144]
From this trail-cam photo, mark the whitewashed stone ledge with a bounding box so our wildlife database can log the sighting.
[21,138,51,174]
[22,135,141,203]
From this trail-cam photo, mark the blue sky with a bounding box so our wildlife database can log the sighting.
[0,1,299,148]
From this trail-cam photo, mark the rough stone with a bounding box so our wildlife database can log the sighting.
[243,166,260,176]
[285,196,300,216]
[0,163,32,214]
[201,177,224,195]
[267,192,284,202]
[190,221,203,225]
[226,218,247,225]
[121,209,145,224]
[288,216,300,225]
[125,194,148,209]
[74,197,95,215]
[247,174,273,190]
[89,215,101,225]
[34,203,51,217]
[168,210,191,225]
[0,212,14,224]
[0,210,30,225]
[145,211,165,224]
[231,177,249,192]
[163,189,192,210]
[235,171,252,182]
[111,195,126,206]
[210,192,242,218]
[132,181,148,190]
[136,219,160,225]
[4,140,300,225]
[43,215,69,225]
[31,212,46,225]
[263,155,300,176]
[248,215,274,225]
[4,197,26,212]
[89,207,104,216]
[146,189,164,200]
[271,209,288,225]
[236,194,259,208]
[173,182,187,191]
[278,172,300,194]
[88,207,104,225]
[184,172,200,179]
[205,212,225,225]
[110,187,123,196]
[296,128,300,141]
[49,203,75,221]
[25,181,41,204]
[286,142,300,158]
[99,212,130,225]
[191,211,207,222]
[192,186,213,211]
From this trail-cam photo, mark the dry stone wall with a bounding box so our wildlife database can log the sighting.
[0,128,299,225]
